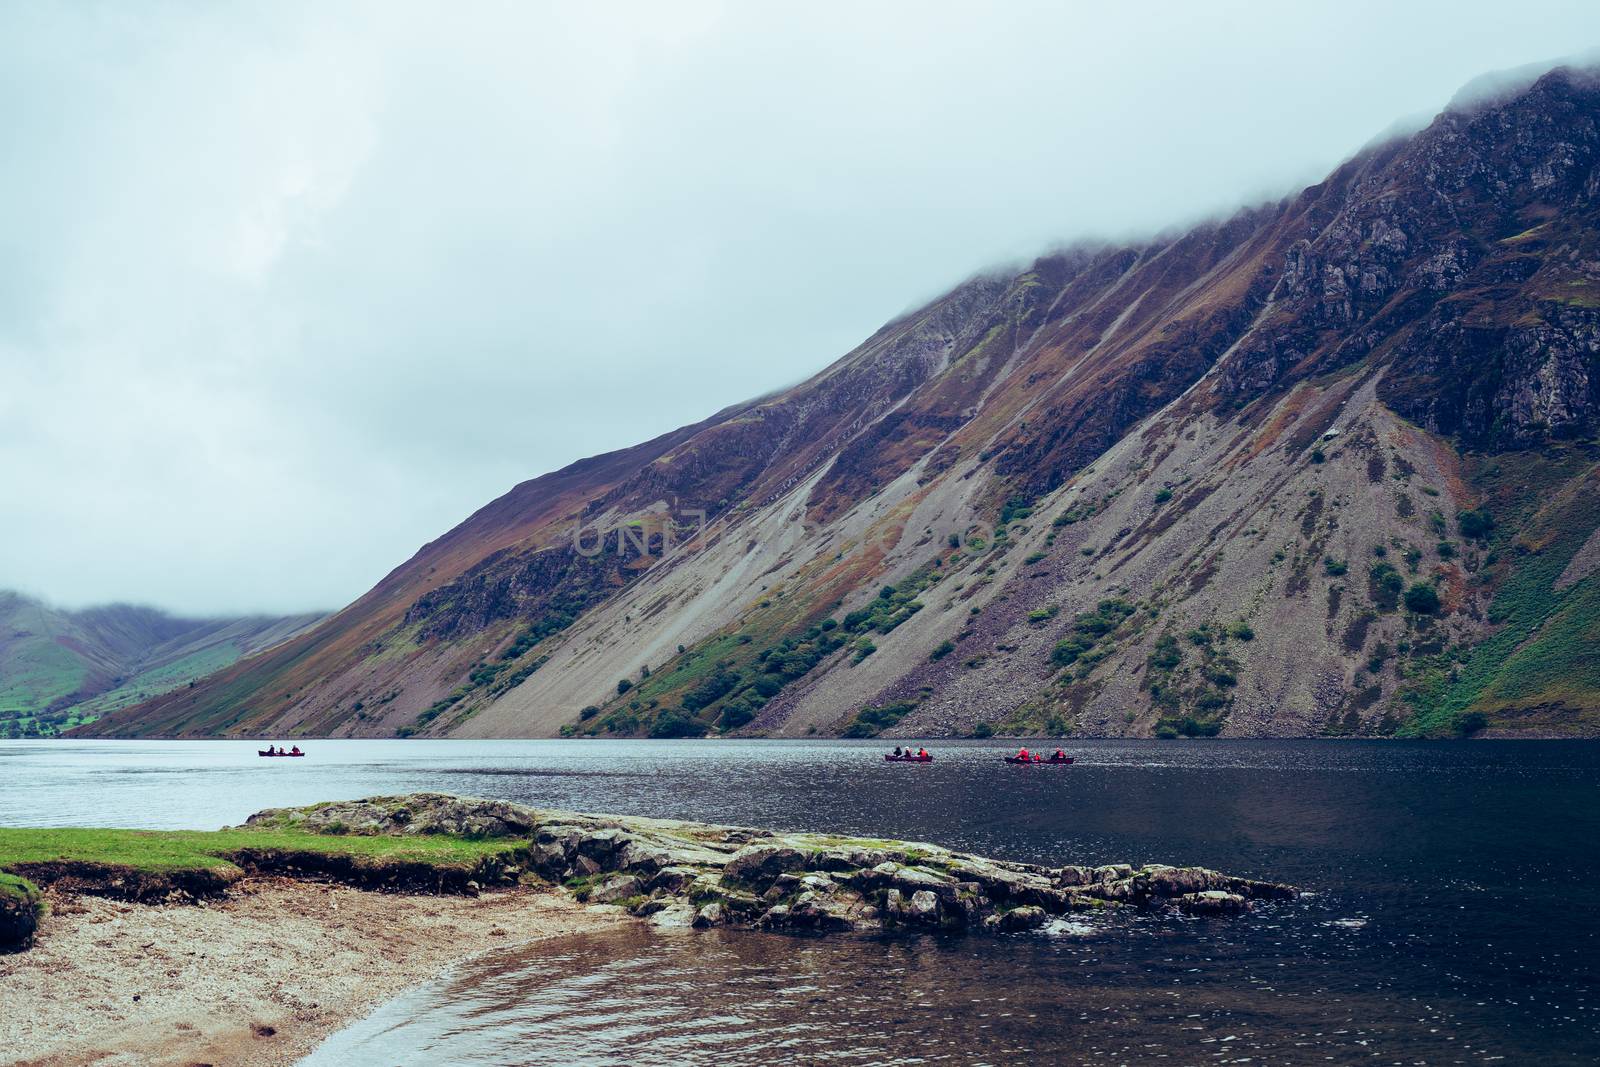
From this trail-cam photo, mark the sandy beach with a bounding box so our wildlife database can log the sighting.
[1,879,627,1067]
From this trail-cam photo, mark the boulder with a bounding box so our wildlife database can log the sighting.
[575,829,630,863]
[648,902,699,928]
[892,866,959,902]
[812,847,889,872]
[692,902,725,928]
[586,874,643,905]
[648,866,701,894]
[997,905,1048,932]
[1134,865,1223,898]
[1014,884,1080,912]
[529,841,569,877]
[908,890,941,922]
[1177,890,1248,916]
[630,898,672,917]
[1054,865,1097,887]
[1228,877,1299,901]
[786,889,864,932]
[722,844,808,889]
[947,860,1048,903]
[763,872,799,902]
[615,840,674,875]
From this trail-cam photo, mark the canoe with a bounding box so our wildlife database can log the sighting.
[884,755,933,762]
[1002,756,1073,765]
[257,751,306,757]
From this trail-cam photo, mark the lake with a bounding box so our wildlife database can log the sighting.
[2,738,1596,1064]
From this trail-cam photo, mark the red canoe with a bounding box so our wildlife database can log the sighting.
[1002,756,1073,765]
[257,750,306,757]
[884,754,933,762]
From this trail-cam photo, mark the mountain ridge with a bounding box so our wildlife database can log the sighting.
[0,591,323,736]
[81,64,1600,741]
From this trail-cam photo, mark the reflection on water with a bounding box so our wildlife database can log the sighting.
[306,919,1579,1066]
[3,739,1597,1063]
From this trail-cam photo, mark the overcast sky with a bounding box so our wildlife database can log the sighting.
[4,2,1599,616]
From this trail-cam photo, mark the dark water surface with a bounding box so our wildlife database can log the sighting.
[2,738,1596,1064]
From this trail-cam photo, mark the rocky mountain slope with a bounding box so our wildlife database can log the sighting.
[0,592,323,736]
[83,65,1600,741]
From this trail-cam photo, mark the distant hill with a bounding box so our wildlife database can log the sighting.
[84,64,1600,741]
[0,592,323,736]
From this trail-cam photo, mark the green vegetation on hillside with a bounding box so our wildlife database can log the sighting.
[1,643,258,739]
[1400,451,1600,736]
[0,594,321,738]
[841,700,919,738]
[403,594,598,735]
[1049,598,1137,672]
[582,561,946,737]
[1144,619,1246,738]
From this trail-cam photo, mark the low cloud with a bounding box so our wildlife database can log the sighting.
[4,0,1599,614]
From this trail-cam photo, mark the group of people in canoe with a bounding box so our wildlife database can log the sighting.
[260,745,303,756]
[1010,746,1072,763]
[882,745,1073,764]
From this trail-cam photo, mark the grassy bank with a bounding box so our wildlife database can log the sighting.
[0,823,533,903]
[0,870,46,949]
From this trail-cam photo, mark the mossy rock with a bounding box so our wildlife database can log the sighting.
[0,873,44,951]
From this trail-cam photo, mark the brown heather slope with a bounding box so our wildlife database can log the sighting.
[83,65,1600,741]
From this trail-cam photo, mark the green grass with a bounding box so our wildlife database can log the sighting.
[1399,453,1600,735]
[0,638,262,737]
[0,825,527,877]
[584,560,946,738]
[841,701,919,738]
[0,871,43,908]
[0,640,88,717]
[1050,599,1137,669]
[69,644,241,719]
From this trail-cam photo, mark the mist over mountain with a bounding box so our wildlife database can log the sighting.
[7,4,1599,616]
[76,65,1600,742]
[0,591,322,736]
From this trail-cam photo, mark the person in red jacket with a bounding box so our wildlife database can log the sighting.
[1016,746,1030,761]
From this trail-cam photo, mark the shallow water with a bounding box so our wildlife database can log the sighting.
[3,738,1597,1064]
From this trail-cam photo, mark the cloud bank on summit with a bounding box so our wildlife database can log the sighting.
[4,0,1599,615]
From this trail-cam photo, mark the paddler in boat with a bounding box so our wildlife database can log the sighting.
[1050,748,1068,763]
[892,746,904,759]
[1015,745,1031,761]
[290,745,302,756]
[917,747,929,760]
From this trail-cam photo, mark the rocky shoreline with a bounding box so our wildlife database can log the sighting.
[1,794,1297,1064]
[247,794,1300,933]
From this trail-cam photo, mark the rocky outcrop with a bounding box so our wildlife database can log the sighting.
[246,795,1297,936]
[248,794,543,839]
